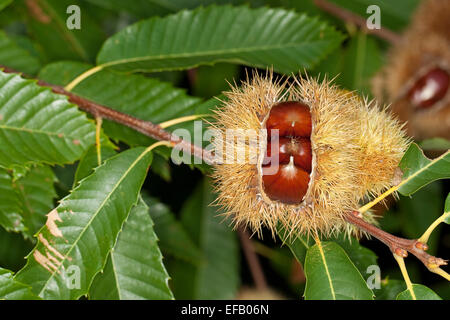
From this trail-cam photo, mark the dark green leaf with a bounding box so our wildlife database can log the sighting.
[143,195,203,264]
[398,143,450,196]
[90,198,173,300]
[97,6,344,74]
[0,70,96,168]
[304,241,374,300]
[15,147,153,299]
[170,179,240,299]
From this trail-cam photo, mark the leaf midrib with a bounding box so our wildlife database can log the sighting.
[100,38,339,68]
[37,148,151,297]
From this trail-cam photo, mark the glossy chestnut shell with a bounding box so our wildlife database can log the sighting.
[408,67,449,109]
[261,101,312,204]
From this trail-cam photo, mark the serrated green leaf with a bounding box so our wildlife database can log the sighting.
[398,143,450,196]
[0,267,40,300]
[97,5,344,74]
[14,166,57,239]
[170,179,239,299]
[143,195,203,264]
[304,241,374,300]
[0,31,41,75]
[39,61,202,147]
[15,147,153,299]
[89,198,173,300]
[0,70,96,168]
[0,168,24,232]
[22,0,105,62]
[397,284,442,300]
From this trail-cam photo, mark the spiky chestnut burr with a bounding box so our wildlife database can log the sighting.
[211,72,409,238]
[372,0,450,140]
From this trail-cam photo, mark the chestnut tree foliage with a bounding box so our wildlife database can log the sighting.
[0,0,448,300]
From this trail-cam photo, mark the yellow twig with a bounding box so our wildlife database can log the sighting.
[158,114,210,129]
[64,65,104,92]
[428,267,450,281]
[393,254,416,300]
[95,117,103,166]
[419,212,450,244]
[145,140,173,153]
[359,184,401,213]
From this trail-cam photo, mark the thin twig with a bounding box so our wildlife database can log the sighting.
[314,0,402,44]
[238,227,268,290]
[0,66,215,165]
[345,211,448,275]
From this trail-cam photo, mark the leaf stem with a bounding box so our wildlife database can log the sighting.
[95,116,102,166]
[64,65,104,92]
[419,212,450,244]
[159,114,210,129]
[393,254,416,300]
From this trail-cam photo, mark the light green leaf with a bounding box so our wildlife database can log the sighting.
[39,61,202,147]
[397,284,442,300]
[170,179,240,299]
[22,0,105,62]
[15,147,153,299]
[0,31,41,75]
[398,143,450,196]
[0,267,40,300]
[89,198,173,300]
[0,70,96,169]
[143,195,203,264]
[304,241,374,300]
[97,5,344,74]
